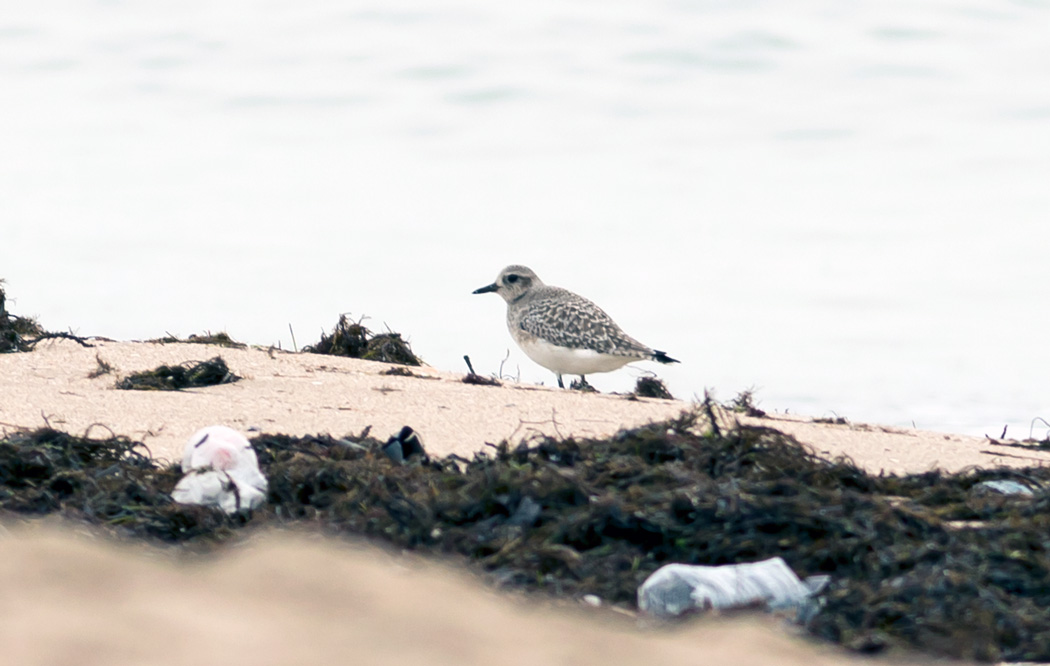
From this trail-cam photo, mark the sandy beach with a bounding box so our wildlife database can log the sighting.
[1,338,1041,473]
[2,338,1040,665]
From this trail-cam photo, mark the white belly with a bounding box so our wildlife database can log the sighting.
[517,336,636,376]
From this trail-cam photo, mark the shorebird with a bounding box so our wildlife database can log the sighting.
[472,265,679,388]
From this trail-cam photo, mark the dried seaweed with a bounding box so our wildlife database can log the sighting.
[0,428,234,543]
[633,376,673,399]
[569,377,597,392]
[381,366,416,377]
[463,373,501,387]
[304,314,421,366]
[255,419,1050,662]
[727,388,767,417]
[0,280,46,353]
[363,333,420,365]
[5,413,1050,661]
[116,357,240,390]
[147,332,247,349]
[462,354,501,386]
[87,353,114,378]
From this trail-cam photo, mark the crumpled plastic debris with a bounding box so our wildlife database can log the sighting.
[971,479,1038,496]
[171,425,268,515]
[638,557,829,623]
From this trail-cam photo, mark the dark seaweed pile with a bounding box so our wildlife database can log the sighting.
[3,412,1050,662]
[0,428,232,542]
[303,314,421,366]
[632,376,673,399]
[116,356,240,390]
[0,281,45,353]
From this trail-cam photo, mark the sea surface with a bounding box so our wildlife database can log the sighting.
[2,0,1049,438]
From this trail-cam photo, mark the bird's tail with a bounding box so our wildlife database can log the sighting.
[652,350,679,364]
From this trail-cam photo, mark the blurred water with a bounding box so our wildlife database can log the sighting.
[2,0,1049,437]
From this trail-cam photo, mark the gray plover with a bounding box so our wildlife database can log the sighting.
[472,265,679,388]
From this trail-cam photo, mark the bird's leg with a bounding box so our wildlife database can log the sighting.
[557,374,565,388]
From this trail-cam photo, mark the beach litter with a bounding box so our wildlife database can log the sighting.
[970,478,1039,497]
[638,557,829,623]
[171,426,268,515]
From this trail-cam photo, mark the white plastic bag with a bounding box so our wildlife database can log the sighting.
[171,425,267,515]
[638,557,828,621]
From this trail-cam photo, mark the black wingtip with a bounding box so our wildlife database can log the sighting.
[652,350,679,364]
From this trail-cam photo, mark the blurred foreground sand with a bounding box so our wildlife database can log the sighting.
[0,526,938,666]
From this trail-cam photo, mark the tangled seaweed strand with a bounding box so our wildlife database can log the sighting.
[116,356,241,390]
[6,412,1050,661]
[303,314,421,366]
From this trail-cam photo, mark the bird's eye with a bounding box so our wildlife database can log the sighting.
[506,274,519,284]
